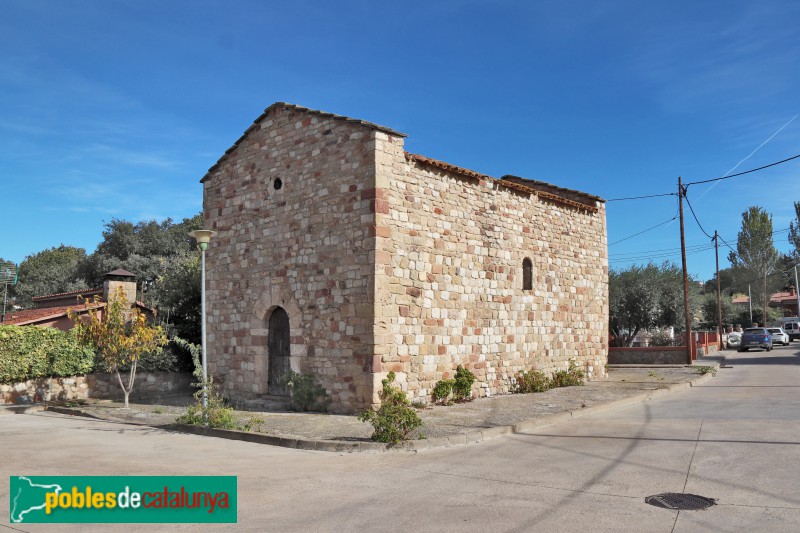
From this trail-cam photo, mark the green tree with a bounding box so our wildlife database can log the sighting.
[700,293,736,329]
[728,207,779,321]
[151,253,201,345]
[0,258,18,315]
[15,246,87,308]
[789,201,800,259]
[77,213,203,347]
[704,267,736,296]
[609,262,698,346]
[78,214,203,294]
[69,287,167,408]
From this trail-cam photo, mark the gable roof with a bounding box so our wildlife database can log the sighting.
[106,268,136,278]
[201,102,407,183]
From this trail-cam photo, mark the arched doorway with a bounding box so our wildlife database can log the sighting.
[267,307,291,397]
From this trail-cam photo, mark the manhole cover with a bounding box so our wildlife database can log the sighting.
[645,493,716,510]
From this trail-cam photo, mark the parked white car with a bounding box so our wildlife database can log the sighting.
[726,331,742,349]
[767,327,789,346]
[784,321,800,342]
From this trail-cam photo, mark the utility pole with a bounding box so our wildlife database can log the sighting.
[764,270,768,326]
[795,265,800,318]
[748,284,753,325]
[678,177,693,363]
[714,231,723,349]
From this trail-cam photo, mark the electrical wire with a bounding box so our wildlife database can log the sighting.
[608,213,678,246]
[683,192,714,239]
[685,153,800,187]
[609,242,715,259]
[606,192,676,202]
[609,246,713,264]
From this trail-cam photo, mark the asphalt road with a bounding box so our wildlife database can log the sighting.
[2,344,800,532]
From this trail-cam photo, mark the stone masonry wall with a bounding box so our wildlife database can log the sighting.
[373,135,608,404]
[0,372,193,404]
[202,106,379,413]
[607,348,687,365]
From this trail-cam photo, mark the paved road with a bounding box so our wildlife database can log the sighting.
[3,344,800,532]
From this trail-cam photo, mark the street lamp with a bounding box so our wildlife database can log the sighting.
[189,229,216,417]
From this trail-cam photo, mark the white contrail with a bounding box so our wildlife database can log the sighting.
[697,114,799,200]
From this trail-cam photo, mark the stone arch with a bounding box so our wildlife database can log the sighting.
[522,257,533,291]
[266,307,290,396]
[251,286,304,395]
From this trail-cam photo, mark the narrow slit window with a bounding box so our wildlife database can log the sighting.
[522,257,532,291]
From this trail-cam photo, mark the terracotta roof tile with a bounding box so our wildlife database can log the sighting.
[3,303,105,326]
[405,153,601,213]
[32,287,102,301]
[771,291,799,303]
[501,175,605,204]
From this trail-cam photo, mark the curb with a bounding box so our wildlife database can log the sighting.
[24,369,717,454]
[0,404,45,415]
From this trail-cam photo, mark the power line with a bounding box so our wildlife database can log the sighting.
[717,234,738,258]
[609,246,713,264]
[606,192,676,202]
[682,192,714,240]
[733,261,800,287]
[608,213,678,246]
[609,243,713,258]
[685,152,800,187]
[604,152,800,205]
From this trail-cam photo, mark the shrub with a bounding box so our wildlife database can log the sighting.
[358,371,423,443]
[513,369,551,393]
[648,330,674,347]
[176,377,238,429]
[452,365,475,402]
[513,359,586,393]
[431,378,455,405]
[550,359,585,388]
[281,371,331,412]
[0,325,95,383]
[696,365,716,376]
[242,414,266,433]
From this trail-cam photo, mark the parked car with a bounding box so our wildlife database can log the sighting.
[784,321,800,342]
[726,331,742,349]
[738,327,773,352]
[768,327,789,346]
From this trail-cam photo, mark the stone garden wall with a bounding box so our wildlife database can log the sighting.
[0,372,193,405]
[608,347,688,365]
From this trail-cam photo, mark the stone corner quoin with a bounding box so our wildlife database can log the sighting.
[200,102,609,414]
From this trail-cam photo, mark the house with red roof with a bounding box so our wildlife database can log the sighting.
[1,269,152,330]
[731,286,799,318]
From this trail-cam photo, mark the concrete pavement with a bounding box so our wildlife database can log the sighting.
[2,344,799,532]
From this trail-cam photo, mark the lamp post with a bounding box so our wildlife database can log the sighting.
[189,229,216,415]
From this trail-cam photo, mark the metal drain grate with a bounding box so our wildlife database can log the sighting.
[645,493,716,510]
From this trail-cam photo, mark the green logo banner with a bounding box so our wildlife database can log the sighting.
[9,476,237,523]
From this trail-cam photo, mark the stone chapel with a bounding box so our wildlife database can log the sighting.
[201,103,608,413]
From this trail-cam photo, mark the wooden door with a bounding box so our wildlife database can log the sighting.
[267,307,291,397]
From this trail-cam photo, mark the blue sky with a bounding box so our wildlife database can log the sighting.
[2,0,799,281]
